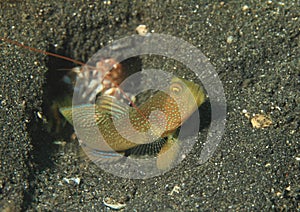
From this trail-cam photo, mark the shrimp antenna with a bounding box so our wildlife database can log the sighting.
[0,37,86,66]
[0,36,148,121]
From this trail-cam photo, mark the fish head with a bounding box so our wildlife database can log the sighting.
[167,77,206,122]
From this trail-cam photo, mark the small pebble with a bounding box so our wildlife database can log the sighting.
[251,114,272,128]
[136,25,148,36]
[227,36,234,44]
[242,5,249,11]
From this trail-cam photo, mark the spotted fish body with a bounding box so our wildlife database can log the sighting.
[60,77,206,169]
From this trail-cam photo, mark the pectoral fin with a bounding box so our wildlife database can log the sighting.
[125,137,166,157]
[156,135,181,170]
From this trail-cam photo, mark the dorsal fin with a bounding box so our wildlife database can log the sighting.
[95,95,130,120]
[59,107,74,125]
[59,96,131,127]
[59,104,96,127]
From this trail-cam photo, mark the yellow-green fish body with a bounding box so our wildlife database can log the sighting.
[60,77,206,169]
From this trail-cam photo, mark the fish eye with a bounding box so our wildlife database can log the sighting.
[170,82,183,94]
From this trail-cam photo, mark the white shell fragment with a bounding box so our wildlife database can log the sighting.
[168,185,181,196]
[62,177,81,185]
[103,197,126,210]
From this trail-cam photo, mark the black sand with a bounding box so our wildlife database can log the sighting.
[0,0,299,211]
